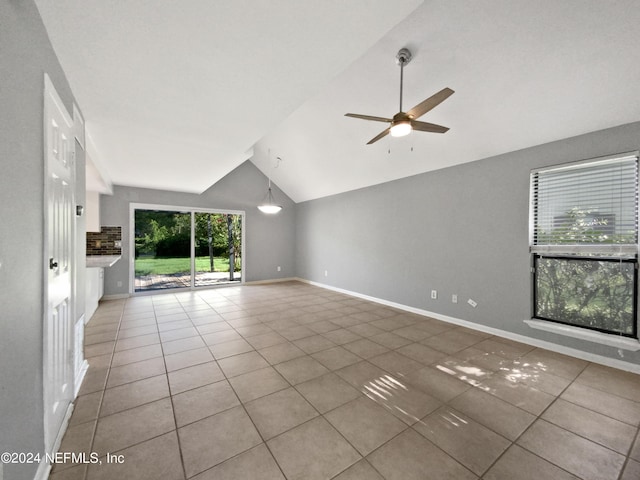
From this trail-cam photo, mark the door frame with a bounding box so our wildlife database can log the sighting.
[129,203,246,294]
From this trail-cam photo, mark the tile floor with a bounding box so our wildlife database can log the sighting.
[50,281,640,480]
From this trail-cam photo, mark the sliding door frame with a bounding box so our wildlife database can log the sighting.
[129,202,246,295]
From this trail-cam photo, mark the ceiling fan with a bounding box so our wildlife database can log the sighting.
[345,48,454,145]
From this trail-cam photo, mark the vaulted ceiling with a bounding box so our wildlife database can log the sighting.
[36,1,640,202]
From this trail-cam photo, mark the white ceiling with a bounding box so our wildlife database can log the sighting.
[36,1,640,202]
[34,0,422,193]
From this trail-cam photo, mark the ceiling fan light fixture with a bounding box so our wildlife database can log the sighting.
[390,121,412,137]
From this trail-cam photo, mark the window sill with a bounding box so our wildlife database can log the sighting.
[524,319,640,351]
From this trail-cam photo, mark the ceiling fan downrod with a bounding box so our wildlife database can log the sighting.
[396,48,412,113]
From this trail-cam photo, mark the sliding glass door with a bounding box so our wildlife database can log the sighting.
[134,209,191,291]
[132,205,244,293]
[194,212,242,287]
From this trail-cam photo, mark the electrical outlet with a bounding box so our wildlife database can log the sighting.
[431,290,437,299]
[324,270,328,277]
[452,294,458,304]
[467,298,478,308]
[277,266,281,272]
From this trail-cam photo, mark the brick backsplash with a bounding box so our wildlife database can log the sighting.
[87,226,122,255]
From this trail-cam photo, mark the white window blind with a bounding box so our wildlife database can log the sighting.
[530,153,639,257]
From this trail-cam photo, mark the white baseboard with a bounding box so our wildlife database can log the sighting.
[51,402,74,455]
[102,293,130,300]
[296,278,640,374]
[245,277,297,285]
[74,360,89,398]
[74,316,89,398]
[34,400,75,480]
[33,459,51,480]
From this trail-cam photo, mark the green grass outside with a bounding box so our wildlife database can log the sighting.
[135,256,240,276]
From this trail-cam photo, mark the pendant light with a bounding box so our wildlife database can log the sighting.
[258,178,282,214]
[258,150,283,214]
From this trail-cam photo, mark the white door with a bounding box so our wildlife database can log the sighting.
[43,74,75,454]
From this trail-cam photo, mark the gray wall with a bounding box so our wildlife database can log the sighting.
[0,1,81,479]
[101,161,296,295]
[296,121,640,367]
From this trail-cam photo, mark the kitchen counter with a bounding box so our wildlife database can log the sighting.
[86,255,121,268]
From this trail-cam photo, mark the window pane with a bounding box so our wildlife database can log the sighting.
[534,256,636,336]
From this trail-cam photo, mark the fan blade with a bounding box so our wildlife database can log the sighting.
[411,120,449,134]
[367,128,390,145]
[345,113,392,123]
[406,87,454,120]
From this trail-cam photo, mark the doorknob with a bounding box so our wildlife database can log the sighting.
[49,258,58,270]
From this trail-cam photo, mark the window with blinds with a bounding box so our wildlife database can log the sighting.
[529,152,639,337]
[531,153,639,256]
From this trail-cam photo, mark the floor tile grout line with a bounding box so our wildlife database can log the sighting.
[547,370,640,427]
[267,348,471,478]
[386,346,583,479]
[449,349,581,415]
[476,357,592,479]
[166,296,294,477]
[154,304,189,480]
[617,428,640,480]
[538,401,638,455]
[207,345,292,480]
[404,398,495,479]
[93,399,173,427]
[78,299,127,480]
[329,459,384,480]
[319,394,405,462]
[570,375,640,407]
[85,299,187,473]
[371,421,477,479]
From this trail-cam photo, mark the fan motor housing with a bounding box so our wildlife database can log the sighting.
[393,112,411,122]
